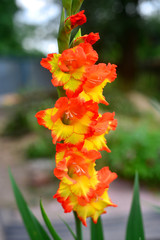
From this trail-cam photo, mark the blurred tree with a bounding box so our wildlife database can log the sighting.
[14,0,60,56]
[0,0,25,55]
[83,0,160,90]
[0,0,60,56]
[1,0,160,92]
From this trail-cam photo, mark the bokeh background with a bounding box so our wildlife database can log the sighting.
[0,0,160,239]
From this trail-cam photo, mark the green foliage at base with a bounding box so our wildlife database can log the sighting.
[9,169,51,240]
[40,200,62,240]
[125,173,145,240]
[9,169,145,240]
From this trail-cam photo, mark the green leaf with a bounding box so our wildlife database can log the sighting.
[90,217,104,240]
[40,200,62,240]
[9,169,51,240]
[125,172,145,240]
[59,216,77,240]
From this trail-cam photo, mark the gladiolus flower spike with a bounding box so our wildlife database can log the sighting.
[36,9,118,227]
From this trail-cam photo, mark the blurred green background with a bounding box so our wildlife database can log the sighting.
[0,0,160,186]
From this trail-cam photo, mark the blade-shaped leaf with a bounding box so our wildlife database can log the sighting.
[40,200,62,240]
[90,217,104,240]
[9,169,51,240]
[125,172,145,240]
[59,216,77,240]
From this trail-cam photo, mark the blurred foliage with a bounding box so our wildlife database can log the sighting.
[83,0,160,63]
[82,0,160,92]
[1,91,56,137]
[0,0,25,55]
[1,91,56,158]
[137,17,160,61]
[134,72,160,100]
[26,135,55,159]
[103,123,160,184]
[2,111,31,137]
[83,0,141,61]
[0,0,52,56]
[101,83,140,116]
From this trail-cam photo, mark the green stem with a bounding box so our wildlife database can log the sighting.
[74,211,83,240]
[57,86,66,98]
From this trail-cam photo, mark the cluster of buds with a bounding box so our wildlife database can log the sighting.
[35,9,118,226]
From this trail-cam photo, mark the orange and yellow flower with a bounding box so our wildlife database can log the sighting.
[35,97,99,146]
[78,63,117,105]
[55,143,101,165]
[36,9,118,226]
[82,112,117,152]
[54,164,117,226]
[54,147,100,214]
[41,43,98,97]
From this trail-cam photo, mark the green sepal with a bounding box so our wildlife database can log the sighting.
[71,0,84,14]
[70,28,82,47]
[40,200,62,240]
[62,0,72,16]
[90,217,104,240]
[9,169,51,240]
[125,172,145,240]
[74,28,82,39]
